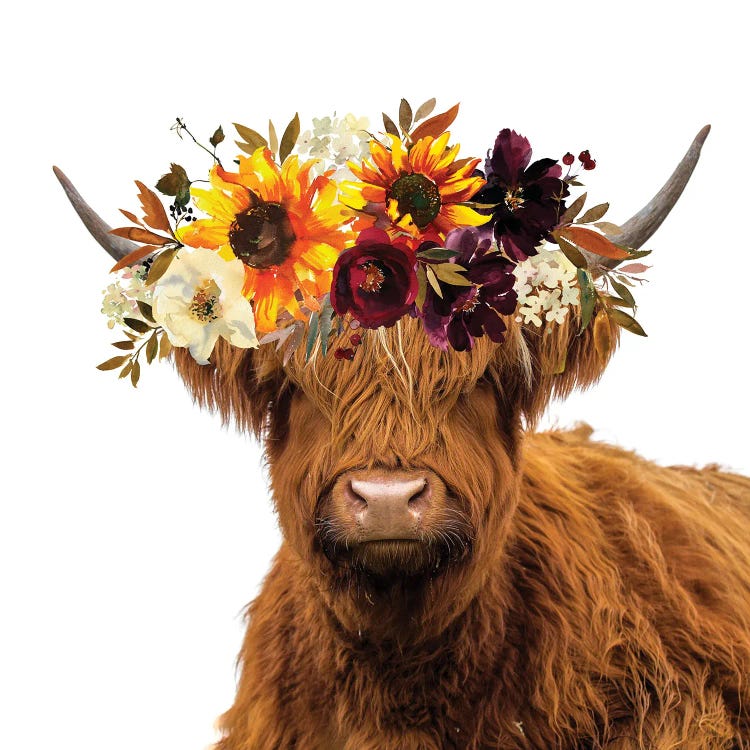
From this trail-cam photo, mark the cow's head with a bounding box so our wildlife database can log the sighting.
[56,126,708,641]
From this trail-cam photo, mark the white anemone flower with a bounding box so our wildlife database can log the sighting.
[152,247,258,365]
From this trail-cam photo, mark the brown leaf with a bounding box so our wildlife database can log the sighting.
[609,279,635,308]
[279,113,300,162]
[426,265,442,298]
[155,163,190,198]
[415,265,427,310]
[110,244,160,273]
[110,226,172,247]
[414,97,436,122]
[382,112,399,138]
[118,361,133,379]
[577,202,609,224]
[158,331,172,360]
[559,192,587,225]
[609,308,647,336]
[137,300,156,323]
[593,313,613,365]
[268,119,279,156]
[119,209,142,226]
[410,103,460,142]
[145,332,158,364]
[209,125,224,147]
[112,340,135,351]
[399,98,413,133]
[130,359,141,387]
[555,234,587,268]
[123,317,151,334]
[146,247,179,286]
[618,262,650,274]
[97,355,129,371]
[433,263,473,286]
[135,180,172,234]
[233,123,268,150]
[594,221,624,235]
[561,226,630,260]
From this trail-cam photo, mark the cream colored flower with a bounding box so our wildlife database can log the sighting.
[152,247,258,365]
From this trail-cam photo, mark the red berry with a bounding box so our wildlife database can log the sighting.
[350,333,362,346]
[334,348,346,360]
[344,348,356,360]
[583,159,596,171]
[562,152,574,166]
[578,149,591,162]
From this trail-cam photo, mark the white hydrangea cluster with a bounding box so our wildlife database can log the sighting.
[513,247,580,327]
[101,263,153,329]
[297,114,371,178]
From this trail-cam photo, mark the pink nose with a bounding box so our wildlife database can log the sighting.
[346,476,431,540]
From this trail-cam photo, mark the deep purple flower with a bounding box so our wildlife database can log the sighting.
[418,228,517,352]
[331,228,418,329]
[473,128,568,262]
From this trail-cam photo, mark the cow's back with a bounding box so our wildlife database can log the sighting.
[509,426,750,746]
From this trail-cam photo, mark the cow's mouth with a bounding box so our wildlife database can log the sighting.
[315,524,473,580]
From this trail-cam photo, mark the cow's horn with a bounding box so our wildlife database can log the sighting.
[53,166,139,262]
[598,125,711,269]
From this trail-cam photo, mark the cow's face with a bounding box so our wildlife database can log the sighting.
[174,311,616,637]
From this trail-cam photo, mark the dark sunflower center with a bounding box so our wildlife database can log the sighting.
[389,173,441,229]
[228,200,296,269]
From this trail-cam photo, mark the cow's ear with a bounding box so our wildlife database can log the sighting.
[491,311,621,427]
[173,340,288,439]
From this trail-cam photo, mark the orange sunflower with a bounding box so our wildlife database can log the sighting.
[340,132,487,239]
[176,149,353,332]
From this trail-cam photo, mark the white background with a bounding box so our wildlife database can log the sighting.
[2,2,747,748]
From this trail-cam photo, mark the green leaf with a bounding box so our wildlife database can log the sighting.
[146,247,178,285]
[112,340,135,351]
[609,308,647,336]
[268,119,278,157]
[555,235,587,268]
[426,265,442,298]
[414,97,436,122]
[97,355,129,371]
[279,113,300,162]
[305,310,319,361]
[145,332,159,363]
[130,359,141,387]
[233,123,268,150]
[610,279,636,308]
[382,112,399,138]
[623,249,653,260]
[577,268,596,332]
[415,265,427,310]
[123,317,151,334]
[318,295,334,357]
[434,263,473,286]
[209,126,224,147]
[399,98,413,133]
[577,202,609,224]
[416,246,459,261]
[560,192,587,225]
[155,163,190,202]
[137,300,156,323]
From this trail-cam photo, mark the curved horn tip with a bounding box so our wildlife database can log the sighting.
[695,124,711,147]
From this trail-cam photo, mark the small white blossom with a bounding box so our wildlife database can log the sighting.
[518,305,543,326]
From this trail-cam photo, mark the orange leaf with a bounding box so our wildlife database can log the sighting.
[135,180,172,234]
[119,208,143,227]
[410,103,460,142]
[110,226,172,246]
[560,225,630,260]
[110,244,160,273]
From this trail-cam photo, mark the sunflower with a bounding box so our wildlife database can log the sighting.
[176,149,354,332]
[340,132,487,240]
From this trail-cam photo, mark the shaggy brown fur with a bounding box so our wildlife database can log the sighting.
[174,311,750,749]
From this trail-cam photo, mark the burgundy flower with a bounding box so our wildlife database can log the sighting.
[473,129,568,262]
[331,229,418,328]
[418,228,517,352]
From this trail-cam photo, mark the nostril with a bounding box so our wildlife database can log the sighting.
[407,478,430,512]
[346,481,368,511]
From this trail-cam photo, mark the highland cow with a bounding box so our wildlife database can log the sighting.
[57,126,750,749]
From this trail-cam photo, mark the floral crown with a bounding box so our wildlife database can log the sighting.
[56,99,707,386]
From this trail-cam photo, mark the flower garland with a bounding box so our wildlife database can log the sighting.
[95,100,650,386]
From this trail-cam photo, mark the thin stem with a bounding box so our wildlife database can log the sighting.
[173,118,223,168]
